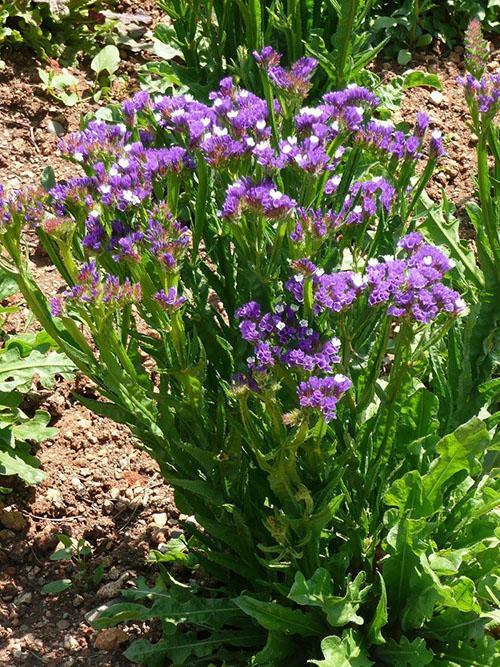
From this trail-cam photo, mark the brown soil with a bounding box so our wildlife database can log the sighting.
[0,29,497,666]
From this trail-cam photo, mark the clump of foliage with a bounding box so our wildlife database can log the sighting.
[0,265,74,493]
[149,0,499,96]
[0,0,117,62]
[42,533,105,595]
[150,0,386,96]
[372,0,499,64]
[0,28,498,667]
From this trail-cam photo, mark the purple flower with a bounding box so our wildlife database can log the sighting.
[323,177,396,229]
[83,212,106,251]
[256,48,317,98]
[286,267,365,314]
[355,120,425,161]
[428,130,446,158]
[365,237,465,322]
[220,178,296,220]
[154,287,186,311]
[414,112,429,139]
[457,72,500,115]
[59,121,130,162]
[253,46,281,68]
[464,18,490,79]
[145,202,191,271]
[0,186,45,228]
[297,374,352,422]
[322,86,379,111]
[122,90,151,125]
[54,260,141,314]
[399,232,424,252]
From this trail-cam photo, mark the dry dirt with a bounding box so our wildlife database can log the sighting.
[0,27,497,667]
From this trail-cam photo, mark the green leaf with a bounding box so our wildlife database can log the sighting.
[41,579,72,594]
[375,637,433,666]
[289,570,371,628]
[49,547,74,561]
[125,629,263,666]
[384,470,432,518]
[397,49,411,65]
[0,445,45,484]
[235,595,325,637]
[382,512,426,619]
[13,410,58,443]
[252,632,296,665]
[0,267,18,300]
[92,602,153,629]
[366,573,387,646]
[428,550,463,575]
[309,629,374,666]
[124,639,168,666]
[91,45,120,76]
[40,166,56,192]
[152,38,183,61]
[403,71,442,90]
[423,608,489,643]
[288,568,332,606]
[0,347,74,392]
[423,418,491,511]
[432,635,498,666]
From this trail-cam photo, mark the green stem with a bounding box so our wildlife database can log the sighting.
[192,153,208,261]
[364,323,413,499]
[403,158,436,230]
[476,130,500,277]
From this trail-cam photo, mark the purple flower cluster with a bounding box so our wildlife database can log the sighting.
[51,260,141,316]
[235,300,350,421]
[355,120,424,161]
[297,375,352,422]
[236,300,341,373]
[366,233,465,322]
[253,47,317,98]
[220,178,296,220]
[43,53,440,231]
[285,233,465,323]
[0,186,45,228]
[59,121,131,163]
[81,200,190,267]
[50,177,94,217]
[457,73,500,114]
[51,142,192,218]
[286,266,365,315]
[290,208,335,243]
[325,176,396,224]
[150,79,274,168]
[144,202,191,270]
[122,90,151,126]
[289,176,396,245]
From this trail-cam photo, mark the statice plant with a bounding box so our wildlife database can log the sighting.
[0,47,498,665]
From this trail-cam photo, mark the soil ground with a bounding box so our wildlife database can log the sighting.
[0,20,498,666]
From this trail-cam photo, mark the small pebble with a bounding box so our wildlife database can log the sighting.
[430,90,443,105]
[14,592,32,606]
[71,477,84,492]
[63,635,80,651]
